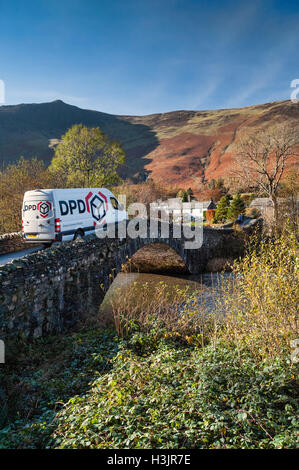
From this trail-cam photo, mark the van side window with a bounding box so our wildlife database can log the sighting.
[110,197,119,210]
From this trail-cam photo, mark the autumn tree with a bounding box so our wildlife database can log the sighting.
[115,180,174,210]
[49,124,125,187]
[235,122,298,228]
[208,177,227,191]
[0,157,54,233]
[176,189,186,199]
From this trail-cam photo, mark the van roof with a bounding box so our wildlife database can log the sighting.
[24,188,114,195]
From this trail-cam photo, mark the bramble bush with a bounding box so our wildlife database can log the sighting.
[1,333,297,449]
[47,342,297,449]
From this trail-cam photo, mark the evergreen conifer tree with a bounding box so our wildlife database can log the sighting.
[181,191,189,203]
[186,187,194,201]
[213,195,230,223]
[227,194,245,220]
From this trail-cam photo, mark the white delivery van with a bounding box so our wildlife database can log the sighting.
[22,188,127,246]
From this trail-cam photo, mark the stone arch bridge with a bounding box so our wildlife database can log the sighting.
[0,221,246,339]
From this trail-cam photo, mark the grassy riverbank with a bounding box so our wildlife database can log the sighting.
[0,232,298,449]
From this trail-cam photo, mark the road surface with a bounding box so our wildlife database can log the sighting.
[0,246,45,266]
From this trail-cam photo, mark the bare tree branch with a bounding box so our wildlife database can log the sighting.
[232,122,299,228]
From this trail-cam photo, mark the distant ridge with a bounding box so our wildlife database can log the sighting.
[0,99,298,186]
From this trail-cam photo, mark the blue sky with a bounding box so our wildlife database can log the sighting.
[0,0,298,115]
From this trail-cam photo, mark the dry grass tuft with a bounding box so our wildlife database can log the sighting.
[218,231,298,361]
[111,280,218,347]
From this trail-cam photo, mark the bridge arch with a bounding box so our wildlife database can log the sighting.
[124,241,189,274]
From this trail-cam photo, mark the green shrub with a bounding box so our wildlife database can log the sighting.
[245,207,261,218]
[240,193,256,206]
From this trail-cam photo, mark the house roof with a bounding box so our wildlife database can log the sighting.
[153,198,217,210]
[200,200,217,210]
[250,198,273,207]
[251,196,299,208]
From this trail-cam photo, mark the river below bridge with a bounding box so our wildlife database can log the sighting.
[99,241,233,316]
[99,271,232,317]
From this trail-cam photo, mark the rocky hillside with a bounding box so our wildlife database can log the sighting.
[0,99,298,187]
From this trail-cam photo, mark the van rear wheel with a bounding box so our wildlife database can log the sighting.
[73,229,84,241]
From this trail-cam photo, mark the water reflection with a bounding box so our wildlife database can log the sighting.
[99,271,231,316]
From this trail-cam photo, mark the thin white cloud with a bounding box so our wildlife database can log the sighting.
[180,1,262,111]
[224,62,283,108]
[192,77,223,109]
[223,21,299,108]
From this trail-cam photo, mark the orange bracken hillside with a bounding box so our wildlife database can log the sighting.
[120,100,299,187]
[0,99,298,187]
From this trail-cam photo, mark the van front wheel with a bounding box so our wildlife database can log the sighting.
[73,229,85,241]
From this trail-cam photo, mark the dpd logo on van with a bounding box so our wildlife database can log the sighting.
[37,201,52,218]
[85,191,108,222]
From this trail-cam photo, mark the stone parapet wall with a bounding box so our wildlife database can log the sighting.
[0,232,35,255]
[0,235,122,340]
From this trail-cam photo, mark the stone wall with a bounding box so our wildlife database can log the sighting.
[0,236,127,339]
[0,222,249,340]
[0,232,35,255]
